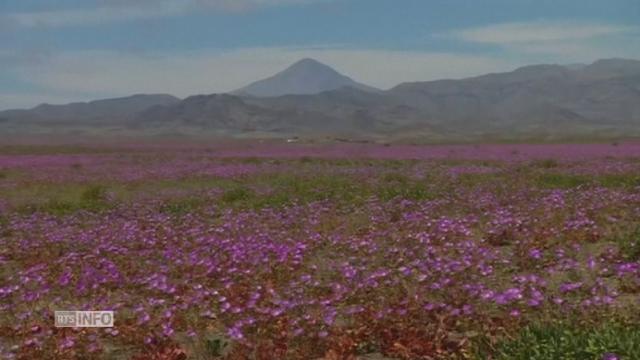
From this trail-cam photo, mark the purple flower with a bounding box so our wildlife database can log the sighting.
[137,312,151,324]
[59,337,75,350]
[227,327,244,340]
[162,324,174,337]
[529,249,543,260]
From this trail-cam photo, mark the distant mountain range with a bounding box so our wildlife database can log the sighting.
[0,94,179,125]
[1,58,640,140]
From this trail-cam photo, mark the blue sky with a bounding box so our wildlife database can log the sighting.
[1,0,639,109]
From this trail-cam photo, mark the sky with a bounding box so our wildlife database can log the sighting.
[1,0,639,109]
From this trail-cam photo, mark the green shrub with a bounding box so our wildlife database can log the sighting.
[456,173,501,188]
[17,185,111,216]
[204,337,228,357]
[240,157,263,164]
[221,186,254,204]
[268,174,362,204]
[0,216,12,237]
[474,322,640,360]
[534,159,559,169]
[597,174,640,188]
[38,199,77,216]
[253,192,292,209]
[536,173,589,189]
[377,182,433,202]
[382,172,410,184]
[160,197,208,215]
[80,185,107,203]
[616,225,640,261]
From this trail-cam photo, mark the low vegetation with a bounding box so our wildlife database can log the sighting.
[1,143,640,359]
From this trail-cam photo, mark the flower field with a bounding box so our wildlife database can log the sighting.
[1,142,640,359]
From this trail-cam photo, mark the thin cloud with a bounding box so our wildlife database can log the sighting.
[2,0,328,28]
[442,20,639,61]
[450,20,634,44]
[5,4,182,28]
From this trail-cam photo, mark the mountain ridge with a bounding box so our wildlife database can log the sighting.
[1,58,640,140]
[1,94,180,124]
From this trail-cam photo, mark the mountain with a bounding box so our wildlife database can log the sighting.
[2,58,639,140]
[0,94,180,125]
[578,58,640,80]
[133,92,366,136]
[242,86,426,134]
[233,58,380,97]
[386,58,640,133]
